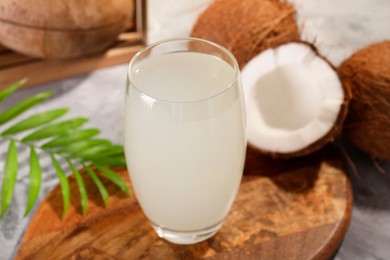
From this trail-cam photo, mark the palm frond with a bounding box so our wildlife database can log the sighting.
[68,160,88,215]
[94,164,130,196]
[0,80,129,219]
[83,164,109,207]
[58,139,111,155]
[0,140,18,219]
[24,146,42,217]
[41,129,100,149]
[2,108,68,135]
[0,78,27,103]
[96,155,127,167]
[0,91,54,125]
[22,118,88,142]
[50,154,70,219]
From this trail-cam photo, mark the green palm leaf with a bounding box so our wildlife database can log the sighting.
[96,155,127,167]
[41,129,100,149]
[73,145,124,160]
[83,164,109,207]
[68,160,88,215]
[0,139,18,219]
[0,78,27,104]
[50,154,70,219]
[24,146,42,217]
[2,108,68,135]
[0,91,54,125]
[94,164,130,196]
[58,139,111,155]
[0,79,129,219]
[22,118,87,142]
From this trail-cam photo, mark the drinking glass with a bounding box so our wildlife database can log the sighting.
[124,38,246,244]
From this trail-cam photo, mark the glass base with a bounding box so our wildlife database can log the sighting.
[151,220,224,245]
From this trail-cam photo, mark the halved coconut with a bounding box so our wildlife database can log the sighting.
[242,42,350,158]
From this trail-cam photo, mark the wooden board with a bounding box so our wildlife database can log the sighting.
[0,31,144,90]
[16,146,353,259]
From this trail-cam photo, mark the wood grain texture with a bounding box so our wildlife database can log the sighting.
[0,32,143,89]
[16,146,352,260]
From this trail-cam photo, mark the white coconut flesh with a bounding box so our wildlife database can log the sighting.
[241,42,344,155]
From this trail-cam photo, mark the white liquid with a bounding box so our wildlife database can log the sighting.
[125,52,246,231]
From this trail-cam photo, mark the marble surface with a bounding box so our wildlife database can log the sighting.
[1,0,390,259]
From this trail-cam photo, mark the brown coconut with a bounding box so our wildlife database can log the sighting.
[0,0,134,59]
[191,0,300,68]
[339,41,390,160]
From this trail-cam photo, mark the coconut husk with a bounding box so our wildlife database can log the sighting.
[191,0,300,68]
[339,41,390,160]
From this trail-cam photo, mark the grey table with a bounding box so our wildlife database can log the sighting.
[1,0,390,259]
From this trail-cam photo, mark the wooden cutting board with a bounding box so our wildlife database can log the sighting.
[16,146,352,260]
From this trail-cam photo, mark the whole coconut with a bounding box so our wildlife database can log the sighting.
[0,0,134,59]
[191,0,300,67]
[339,41,390,160]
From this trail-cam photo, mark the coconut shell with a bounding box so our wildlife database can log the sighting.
[247,41,351,159]
[191,0,300,68]
[339,41,390,160]
[0,0,134,59]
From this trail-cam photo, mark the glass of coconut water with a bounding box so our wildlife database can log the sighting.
[124,38,246,244]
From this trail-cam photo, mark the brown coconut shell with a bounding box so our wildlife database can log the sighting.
[339,41,390,160]
[191,0,300,68]
[0,0,134,59]
[247,41,351,159]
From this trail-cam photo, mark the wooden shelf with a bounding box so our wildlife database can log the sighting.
[0,31,144,90]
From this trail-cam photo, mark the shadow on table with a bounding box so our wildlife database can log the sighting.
[342,139,390,212]
[243,146,325,194]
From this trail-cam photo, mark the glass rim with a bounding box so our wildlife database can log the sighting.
[127,37,240,104]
